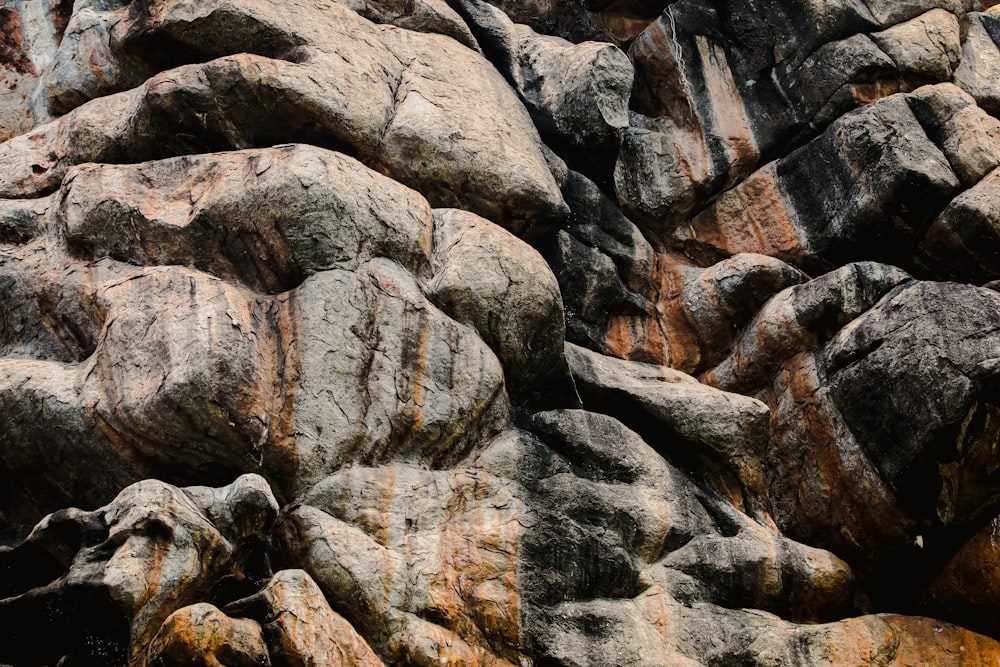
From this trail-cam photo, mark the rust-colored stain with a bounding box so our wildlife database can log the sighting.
[51,0,74,43]
[883,615,1000,665]
[925,514,1000,624]
[682,164,809,266]
[603,251,709,375]
[766,355,912,564]
[0,8,34,76]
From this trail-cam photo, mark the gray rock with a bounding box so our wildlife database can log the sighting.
[565,342,772,518]
[426,208,578,411]
[0,0,568,236]
[60,145,434,292]
[953,11,1000,114]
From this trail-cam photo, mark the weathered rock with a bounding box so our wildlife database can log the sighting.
[227,569,386,667]
[953,11,1000,114]
[0,251,508,525]
[277,466,526,666]
[0,474,277,666]
[676,94,962,274]
[918,167,1000,283]
[614,0,986,237]
[908,83,1000,188]
[871,9,961,85]
[426,208,577,410]
[700,269,1000,612]
[566,342,771,517]
[146,603,272,667]
[823,281,1000,528]
[60,145,434,292]
[922,515,1000,638]
[515,27,632,179]
[5,0,1000,662]
[0,0,64,141]
[0,0,567,236]
[547,171,807,373]
[285,259,509,494]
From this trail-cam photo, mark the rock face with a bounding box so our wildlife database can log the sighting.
[3,0,1000,664]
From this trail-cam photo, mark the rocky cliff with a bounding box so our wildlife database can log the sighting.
[2,0,1000,664]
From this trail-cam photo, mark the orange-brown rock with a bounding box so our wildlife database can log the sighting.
[226,569,386,667]
[146,603,271,667]
[923,515,1000,638]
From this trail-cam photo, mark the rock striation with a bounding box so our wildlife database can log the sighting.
[3,0,1000,664]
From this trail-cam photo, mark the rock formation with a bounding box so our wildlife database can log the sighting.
[2,0,1000,664]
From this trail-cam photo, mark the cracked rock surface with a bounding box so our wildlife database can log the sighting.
[3,0,1000,664]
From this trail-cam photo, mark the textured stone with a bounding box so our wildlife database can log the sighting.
[566,342,771,517]
[426,208,577,410]
[146,603,271,667]
[953,12,1000,114]
[677,94,962,274]
[547,171,807,374]
[871,9,961,84]
[0,0,567,235]
[0,475,277,665]
[515,27,632,179]
[908,83,1000,187]
[4,0,1000,662]
[277,465,526,666]
[919,167,1000,283]
[60,145,434,292]
[227,569,386,667]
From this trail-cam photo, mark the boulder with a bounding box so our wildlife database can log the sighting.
[0,475,278,666]
[953,11,1000,114]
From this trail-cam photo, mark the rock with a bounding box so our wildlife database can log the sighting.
[535,590,1000,667]
[514,27,633,179]
[953,12,1000,114]
[0,475,277,666]
[923,515,1000,638]
[0,1,60,141]
[700,269,1000,610]
[704,262,914,394]
[226,569,386,667]
[6,0,1000,661]
[0,357,146,527]
[565,342,771,517]
[146,603,272,667]
[615,0,978,237]
[907,83,1000,188]
[918,167,1000,283]
[426,208,577,411]
[547,171,806,374]
[823,281,1000,528]
[0,0,567,236]
[60,145,434,293]
[427,1,632,181]
[870,9,961,84]
[285,259,509,494]
[676,94,962,274]
[333,0,478,48]
[276,466,526,666]
[0,255,509,525]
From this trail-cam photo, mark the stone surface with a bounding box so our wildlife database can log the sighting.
[954,11,1000,114]
[427,208,577,411]
[0,475,277,665]
[0,0,567,236]
[4,0,1000,663]
[227,569,386,667]
[146,603,272,667]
